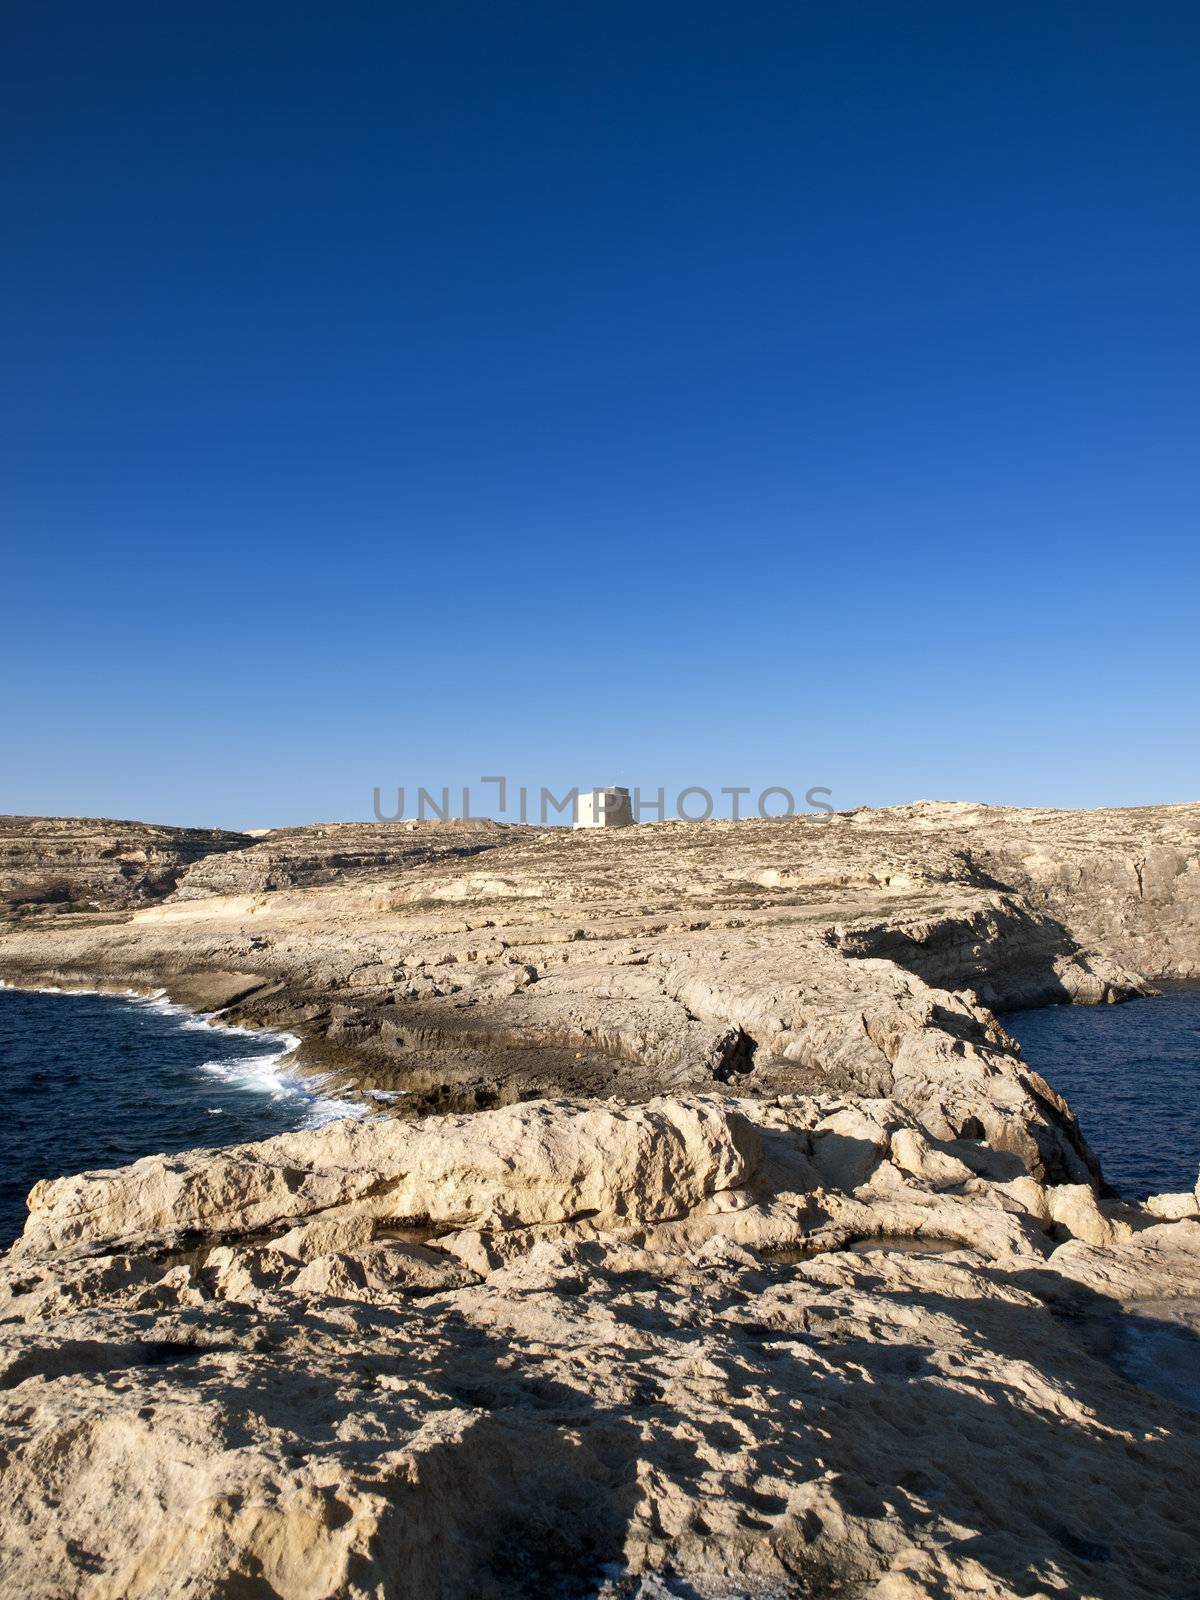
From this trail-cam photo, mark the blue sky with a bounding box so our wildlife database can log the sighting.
[3,3,1198,828]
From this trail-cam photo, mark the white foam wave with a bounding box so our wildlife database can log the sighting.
[187,1024,361,1128]
[2,979,362,1129]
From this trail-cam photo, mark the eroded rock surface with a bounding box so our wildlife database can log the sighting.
[171,819,531,898]
[4,803,1199,1183]
[4,804,1200,1596]
[0,815,253,911]
[3,1095,1200,1599]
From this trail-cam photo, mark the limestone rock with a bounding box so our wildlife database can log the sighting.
[170,819,530,898]
[5,804,1200,1595]
[13,1096,756,1260]
[6,801,1197,1192]
[1145,1191,1200,1221]
[3,1092,1200,1598]
[0,814,251,911]
[1046,1183,1118,1247]
[889,1126,975,1189]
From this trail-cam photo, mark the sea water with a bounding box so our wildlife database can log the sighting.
[1002,984,1200,1198]
[0,984,361,1247]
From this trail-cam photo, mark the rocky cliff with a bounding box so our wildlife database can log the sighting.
[3,802,1200,1597]
[170,818,531,898]
[4,803,1198,1181]
[3,1091,1200,1599]
[0,815,253,911]
[840,800,1200,983]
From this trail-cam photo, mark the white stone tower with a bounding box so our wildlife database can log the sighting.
[574,786,635,828]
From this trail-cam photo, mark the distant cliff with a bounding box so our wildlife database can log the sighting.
[170,819,529,898]
[0,815,253,912]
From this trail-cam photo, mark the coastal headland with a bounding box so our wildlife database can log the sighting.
[1,802,1199,1598]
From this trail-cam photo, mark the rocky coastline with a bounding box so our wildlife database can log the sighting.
[1,802,1199,1597]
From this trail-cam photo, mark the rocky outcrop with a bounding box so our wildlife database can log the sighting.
[850,800,1200,983]
[14,1097,752,1260]
[4,1094,1200,1599]
[170,819,531,898]
[0,815,252,911]
[4,803,1200,1192]
[5,804,1200,1597]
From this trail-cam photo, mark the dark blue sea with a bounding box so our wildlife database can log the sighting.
[0,984,360,1248]
[1002,983,1200,1199]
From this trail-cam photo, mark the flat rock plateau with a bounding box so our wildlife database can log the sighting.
[2,802,1200,1599]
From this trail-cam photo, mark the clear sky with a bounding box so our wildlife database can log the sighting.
[3,3,1198,829]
